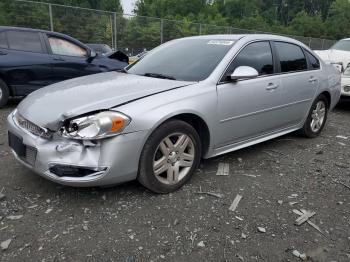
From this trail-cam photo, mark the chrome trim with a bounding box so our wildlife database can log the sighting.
[220,98,312,123]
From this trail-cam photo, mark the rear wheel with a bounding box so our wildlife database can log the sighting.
[0,79,9,107]
[138,120,201,193]
[299,94,329,138]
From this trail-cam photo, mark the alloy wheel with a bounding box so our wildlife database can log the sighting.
[153,133,195,185]
[310,100,326,133]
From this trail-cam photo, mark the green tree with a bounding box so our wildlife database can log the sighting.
[325,0,350,39]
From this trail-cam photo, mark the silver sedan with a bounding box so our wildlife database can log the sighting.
[7,34,341,193]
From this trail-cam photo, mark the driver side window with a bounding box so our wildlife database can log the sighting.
[48,36,87,57]
[225,41,274,80]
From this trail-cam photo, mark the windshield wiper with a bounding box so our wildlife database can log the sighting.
[144,72,176,80]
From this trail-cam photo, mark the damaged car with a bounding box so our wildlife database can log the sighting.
[0,26,128,107]
[315,38,350,98]
[8,35,341,193]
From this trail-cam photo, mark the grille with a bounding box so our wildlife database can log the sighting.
[15,113,51,138]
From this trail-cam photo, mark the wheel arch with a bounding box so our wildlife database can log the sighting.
[0,72,14,96]
[140,112,212,158]
[319,91,331,108]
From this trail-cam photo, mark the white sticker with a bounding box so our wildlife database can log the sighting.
[207,40,234,46]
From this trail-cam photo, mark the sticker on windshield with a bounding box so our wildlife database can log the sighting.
[207,40,234,46]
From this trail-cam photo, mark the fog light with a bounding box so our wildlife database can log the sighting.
[49,165,106,177]
[344,86,350,92]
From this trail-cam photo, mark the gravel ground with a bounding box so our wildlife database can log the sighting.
[0,99,349,262]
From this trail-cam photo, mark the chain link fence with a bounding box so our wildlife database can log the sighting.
[0,0,337,56]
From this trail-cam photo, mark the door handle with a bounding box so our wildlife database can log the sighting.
[308,77,317,83]
[266,83,279,91]
[0,51,7,55]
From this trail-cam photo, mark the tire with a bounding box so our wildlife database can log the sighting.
[138,119,202,193]
[299,94,329,138]
[0,79,10,108]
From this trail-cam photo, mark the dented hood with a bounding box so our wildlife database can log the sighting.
[18,71,194,130]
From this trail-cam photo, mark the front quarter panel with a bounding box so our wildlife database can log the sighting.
[115,82,218,157]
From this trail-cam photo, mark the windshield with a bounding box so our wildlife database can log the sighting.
[126,39,235,81]
[330,40,350,51]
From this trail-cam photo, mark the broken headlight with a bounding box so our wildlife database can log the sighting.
[60,111,131,140]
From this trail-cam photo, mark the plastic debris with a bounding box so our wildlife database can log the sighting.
[216,162,229,176]
[1,239,12,250]
[229,194,242,211]
[257,227,266,233]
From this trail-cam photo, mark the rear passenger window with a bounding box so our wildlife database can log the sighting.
[7,31,43,53]
[305,50,320,70]
[226,41,274,77]
[0,32,7,48]
[275,42,307,73]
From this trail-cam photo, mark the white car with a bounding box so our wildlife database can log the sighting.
[315,39,350,97]
[341,67,350,97]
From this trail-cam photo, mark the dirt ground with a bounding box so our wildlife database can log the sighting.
[0,99,349,262]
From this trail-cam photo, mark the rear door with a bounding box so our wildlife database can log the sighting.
[0,30,52,96]
[272,41,319,126]
[45,34,102,81]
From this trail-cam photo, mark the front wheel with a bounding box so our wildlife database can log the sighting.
[299,94,329,138]
[138,120,202,193]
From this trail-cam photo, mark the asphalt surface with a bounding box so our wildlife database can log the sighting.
[0,99,349,262]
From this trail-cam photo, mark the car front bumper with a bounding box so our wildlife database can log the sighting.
[341,76,350,97]
[7,111,148,187]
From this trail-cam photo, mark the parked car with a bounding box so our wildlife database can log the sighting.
[8,35,341,193]
[0,26,129,107]
[315,38,350,98]
[86,43,113,55]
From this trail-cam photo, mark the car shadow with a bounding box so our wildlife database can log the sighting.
[336,99,350,111]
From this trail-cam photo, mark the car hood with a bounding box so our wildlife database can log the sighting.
[18,71,194,130]
[314,49,350,68]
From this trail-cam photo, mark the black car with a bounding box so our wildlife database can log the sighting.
[0,26,129,106]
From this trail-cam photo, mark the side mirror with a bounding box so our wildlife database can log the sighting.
[87,49,97,63]
[230,66,259,81]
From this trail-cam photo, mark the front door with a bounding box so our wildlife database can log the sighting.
[216,41,284,148]
[46,35,102,82]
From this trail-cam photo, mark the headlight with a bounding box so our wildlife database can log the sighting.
[61,111,131,140]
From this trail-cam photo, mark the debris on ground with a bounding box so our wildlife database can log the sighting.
[1,239,12,251]
[332,179,350,190]
[294,210,316,226]
[6,215,23,220]
[216,162,230,176]
[336,135,348,140]
[257,227,266,233]
[240,174,256,178]
[197,241,205,248]
[196,186,223,198]
[292,249,307,260]
[229,194,242,211]
[45,208,53,214]
[293,209,323,234]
